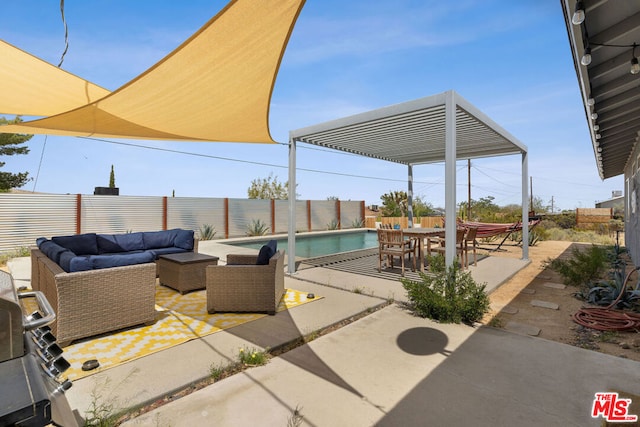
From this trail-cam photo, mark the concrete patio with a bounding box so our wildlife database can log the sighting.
[8,240,640,426]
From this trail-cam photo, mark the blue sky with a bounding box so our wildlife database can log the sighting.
[1,0,622,211]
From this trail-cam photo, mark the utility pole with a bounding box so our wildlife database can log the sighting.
[530,176,533,213]
[467,159,471,220]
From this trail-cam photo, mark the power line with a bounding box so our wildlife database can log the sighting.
[78,137,431,184]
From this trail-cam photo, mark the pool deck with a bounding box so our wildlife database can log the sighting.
[7,236,568,426]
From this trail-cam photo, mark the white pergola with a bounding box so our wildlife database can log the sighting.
[287,90,529,274]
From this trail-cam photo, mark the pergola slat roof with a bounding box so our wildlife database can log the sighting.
[290,91,526,165]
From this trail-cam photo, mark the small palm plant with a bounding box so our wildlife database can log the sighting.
[246,219,269,236]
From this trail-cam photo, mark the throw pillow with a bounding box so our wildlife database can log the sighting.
[256,239,277,265]
[173,229,195,250]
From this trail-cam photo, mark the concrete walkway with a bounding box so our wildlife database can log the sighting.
[123,304,640,427]
[9,248,640,426]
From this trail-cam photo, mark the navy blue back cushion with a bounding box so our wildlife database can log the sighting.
[113,232,145,251]
[256,239,277,265]
[173,229,195,250]
[52,233,98,256]
[143,229,179,249]
[96,234,124,253]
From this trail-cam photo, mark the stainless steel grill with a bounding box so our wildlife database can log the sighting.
[0,270,78,427]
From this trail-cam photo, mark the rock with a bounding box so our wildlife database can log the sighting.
[620,342,631,349]
[531,300,560,310]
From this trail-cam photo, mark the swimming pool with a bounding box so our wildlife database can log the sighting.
[226,230,379,258]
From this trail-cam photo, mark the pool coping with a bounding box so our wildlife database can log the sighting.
[214,228,376,245]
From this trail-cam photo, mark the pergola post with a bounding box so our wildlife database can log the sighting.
[521,150,529,261]
[407,164,414,228]
[288,137,297,274]
[444,90,457,267]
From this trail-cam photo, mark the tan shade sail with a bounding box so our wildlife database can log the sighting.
[0,40,111,117]
[0,0,306,143]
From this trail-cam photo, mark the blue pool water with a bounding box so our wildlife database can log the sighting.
[227,230,379,258]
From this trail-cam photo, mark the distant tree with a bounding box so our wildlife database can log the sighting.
[326,196,339,201]
[412,195,435,217]
[247,173,289,199]
[109,165,116,188]
[459,196,500,222]
[380,190,408,216]
[0,117,32,192]
[380,191,435,217]
[532,196,550,214]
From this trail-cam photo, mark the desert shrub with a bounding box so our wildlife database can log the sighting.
[508,228,547,245]
[246,219,269,236]
[401,255,490,324]
[327,219,339,230]
[351,218,364,228]
[198,224,217,240]
[0,246,29,267]
[544,244,611,289]
[551,212,576,229]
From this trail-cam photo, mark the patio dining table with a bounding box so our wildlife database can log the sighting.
[402,228,445,272]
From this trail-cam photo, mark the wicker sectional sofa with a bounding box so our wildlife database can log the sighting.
[31,229,197,346]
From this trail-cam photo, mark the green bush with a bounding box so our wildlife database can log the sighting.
[401,255,490,324]
[544,244,610,289]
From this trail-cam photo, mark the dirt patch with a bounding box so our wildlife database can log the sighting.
[482,240,640,362]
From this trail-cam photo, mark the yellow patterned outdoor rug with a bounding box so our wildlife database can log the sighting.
[61,285,320,381]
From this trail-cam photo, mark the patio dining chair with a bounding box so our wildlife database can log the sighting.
[430,228,467,269]
[377,229,417,276]
[463,227,478,267]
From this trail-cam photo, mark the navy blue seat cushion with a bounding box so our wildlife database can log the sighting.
[173,229,195,251]
[37,239,70,264]
[90,251,155,270]
[52,233,98,256]
[143,229,179,250]
[147,247,188,259]
[113,232,145,251]
[256,239,277,265]
[69,256,92,272]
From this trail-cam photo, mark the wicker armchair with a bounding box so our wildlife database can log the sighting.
[206,250,285,315]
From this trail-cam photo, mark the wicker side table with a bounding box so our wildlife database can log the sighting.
[158,252,219,294]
